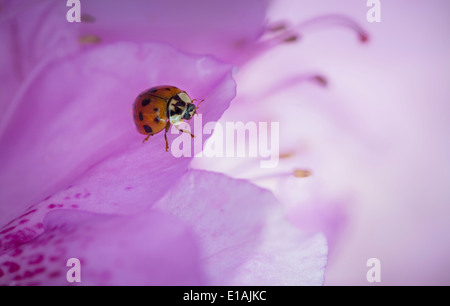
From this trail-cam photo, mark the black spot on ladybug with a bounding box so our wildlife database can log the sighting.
[154,116,160,123]
[139,111,143,121]
[150,88,157,93]
[154,108,159,112]
[172,107,183,115]
[143,125,153,133]
[141,98,151,107]
[165,88,171,91]
[175,101,186,108]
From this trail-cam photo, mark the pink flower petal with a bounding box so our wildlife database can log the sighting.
[78,0,269,64]
[0,0,74,111]
[0,0,268,107]
[0,209,203,285]
[0,42,235,228]
[154,170,328,285]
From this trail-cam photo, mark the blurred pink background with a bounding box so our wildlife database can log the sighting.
[264,0,450,285]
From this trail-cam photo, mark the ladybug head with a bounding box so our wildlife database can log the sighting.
[182,103,197,120]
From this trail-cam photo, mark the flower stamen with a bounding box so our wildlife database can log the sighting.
[267,23,287,33]
[294,14,369,43]
[81,14,96,23]
[78,34,101,45]
[250,168,312,181]
[293,169,312,178]
[261,14,369,48]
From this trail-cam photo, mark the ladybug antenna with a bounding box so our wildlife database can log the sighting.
[184,99,204,128]
[194,99,204,116]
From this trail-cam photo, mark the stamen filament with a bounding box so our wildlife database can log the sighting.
[293,14,369,43]
[250,168,312,181]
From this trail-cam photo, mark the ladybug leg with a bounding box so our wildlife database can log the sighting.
[174,125,194,138]
[142,134,151,143]
[164,121,171,152]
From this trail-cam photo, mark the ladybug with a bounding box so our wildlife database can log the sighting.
[133,86,202,151]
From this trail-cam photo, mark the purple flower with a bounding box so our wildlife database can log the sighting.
[0,0,327,285]
[192,0,450,285]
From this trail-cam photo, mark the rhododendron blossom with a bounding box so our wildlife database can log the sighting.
[0,0,328,286]
[3,0,448,287]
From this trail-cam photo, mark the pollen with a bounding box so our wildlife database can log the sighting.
[312,75,328,87]
[267,23,287,33]
[279,152,295,159]
[283,35,298,43]
[81,14,96,23]
[293,169,312,178]
[78,34,101,45]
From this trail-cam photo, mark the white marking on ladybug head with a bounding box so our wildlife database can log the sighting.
[177,92,191,103]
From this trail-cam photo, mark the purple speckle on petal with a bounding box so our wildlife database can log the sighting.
[27,254,44,265]
[0,227,15,235]
[48,256,60,262]
[3,262,20,273]
[10,249,23,257]
[48,271,62,278]
[20,209,38,218]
